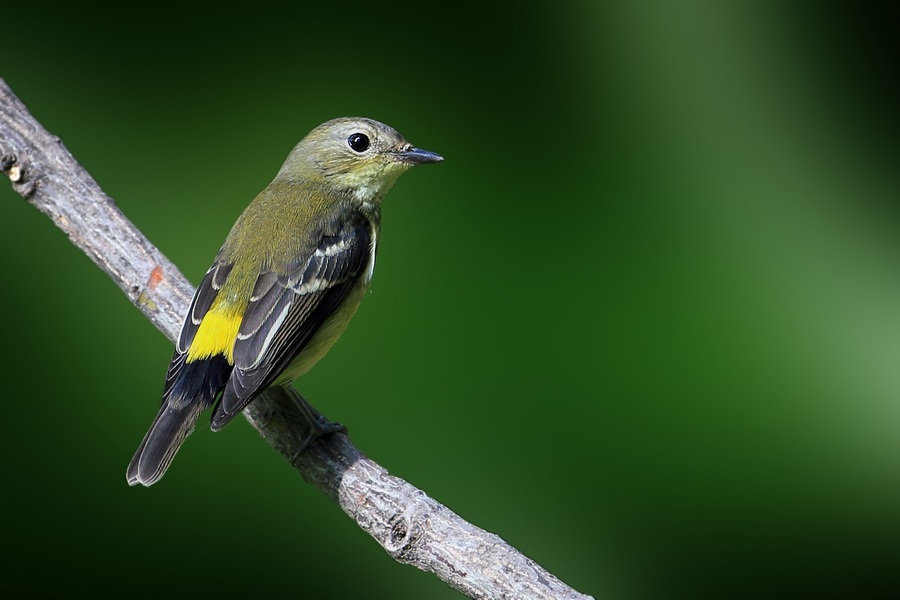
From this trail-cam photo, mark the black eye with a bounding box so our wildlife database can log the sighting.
[348,133,370,152]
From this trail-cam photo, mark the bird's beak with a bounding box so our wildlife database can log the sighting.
[394,147,444,165]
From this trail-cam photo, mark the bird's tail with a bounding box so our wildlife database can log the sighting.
[127,353,231,486]
[126,399,207,486]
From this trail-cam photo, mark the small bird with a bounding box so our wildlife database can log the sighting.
[127,117,442,486]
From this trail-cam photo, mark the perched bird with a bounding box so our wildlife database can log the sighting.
[127,117,442,486]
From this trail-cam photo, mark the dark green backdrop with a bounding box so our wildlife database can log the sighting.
[2,2,898,598]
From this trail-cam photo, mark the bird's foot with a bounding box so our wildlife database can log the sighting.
[290,414,347,465]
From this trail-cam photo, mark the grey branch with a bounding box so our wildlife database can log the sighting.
[0,77,593,600]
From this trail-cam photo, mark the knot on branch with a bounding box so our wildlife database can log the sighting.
[384,491,430,558]
[386,512,419,557]
[1,152,36,197]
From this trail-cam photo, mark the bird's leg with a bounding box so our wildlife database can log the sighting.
[289,389,347,463]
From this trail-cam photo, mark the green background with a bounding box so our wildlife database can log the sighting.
[2,1,898,598]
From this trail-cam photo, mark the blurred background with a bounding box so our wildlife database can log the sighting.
[2,1,899,598]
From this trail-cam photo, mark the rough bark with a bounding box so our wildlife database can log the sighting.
[0,77,593,600]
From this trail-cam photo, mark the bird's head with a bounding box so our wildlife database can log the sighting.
[278,117,442,204]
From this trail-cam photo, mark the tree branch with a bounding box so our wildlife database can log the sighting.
[0,77,592,600]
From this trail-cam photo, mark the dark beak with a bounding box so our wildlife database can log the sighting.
[395,147,444,165]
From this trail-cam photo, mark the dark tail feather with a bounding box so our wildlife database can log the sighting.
[127,354,231,486]
[126,399,207,486]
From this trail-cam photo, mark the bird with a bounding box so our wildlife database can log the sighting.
[127,117,442,486]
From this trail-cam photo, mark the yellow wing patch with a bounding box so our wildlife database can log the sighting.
[186,304,244,364]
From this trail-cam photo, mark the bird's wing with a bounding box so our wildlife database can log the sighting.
[211,211,373,429]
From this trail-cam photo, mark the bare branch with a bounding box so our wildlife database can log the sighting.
[0,77,593,600]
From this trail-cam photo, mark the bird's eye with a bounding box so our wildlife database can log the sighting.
[348,133,370,153]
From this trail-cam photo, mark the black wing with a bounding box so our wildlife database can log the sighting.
[209,211,373,430]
